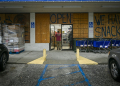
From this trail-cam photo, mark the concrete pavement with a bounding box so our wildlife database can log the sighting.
[1,64,120,86]
[8,50,109,64]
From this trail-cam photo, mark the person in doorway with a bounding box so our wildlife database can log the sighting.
[55,31,61,50]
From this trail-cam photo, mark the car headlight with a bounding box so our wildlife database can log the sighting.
[112,54,116,57]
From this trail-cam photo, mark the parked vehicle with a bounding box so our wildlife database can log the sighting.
[0,44,9,71]
[108,48,120,81]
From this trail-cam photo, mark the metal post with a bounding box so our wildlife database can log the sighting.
[43,49,46,57]
[76,48,79,60]
[111,39,112,50]
[73,39,76,52]
[87,39,88,52]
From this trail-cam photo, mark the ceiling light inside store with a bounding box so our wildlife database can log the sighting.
[43,6,62,8]
[5,6,23,8]
[63,6,81,8]
[102,5,120,8]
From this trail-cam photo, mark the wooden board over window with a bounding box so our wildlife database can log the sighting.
[35,13,50,43]
[73,13,88,38]
[0,13,30,43]
[50,13,73,24]
[94,13,120,39]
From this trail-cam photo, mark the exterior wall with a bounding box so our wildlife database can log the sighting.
[25,13,49,51]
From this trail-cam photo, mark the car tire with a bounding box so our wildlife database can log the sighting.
[0,53,7,71]
[110,60,120,81]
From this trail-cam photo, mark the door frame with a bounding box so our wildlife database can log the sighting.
[61,24,73,50]
[49,24,55,51]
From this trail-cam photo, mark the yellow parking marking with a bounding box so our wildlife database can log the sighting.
[77,55,98,65]
[76,48,98,65]
[27,49,47,64]
[27,56,46,64]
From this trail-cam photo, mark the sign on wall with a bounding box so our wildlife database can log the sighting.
[50,13,73,24]
[31,22,35,28]
[89,22,93,28]
[94,13,120,38]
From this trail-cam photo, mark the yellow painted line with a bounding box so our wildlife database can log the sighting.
[76,55,98,65]
[75,48,98,65]
[27,55,47,64]
[28,49,47,64]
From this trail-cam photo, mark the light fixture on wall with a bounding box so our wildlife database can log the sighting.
[102,5,120,8]
[43,6,62,8]
[5,6,23,8]
[63,6,81,8]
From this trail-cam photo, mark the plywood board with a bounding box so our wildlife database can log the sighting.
[73,13,79,19]
[35,13,50,43]
[73,29,79,34]
[73,34,78,38]
[50,13,73,24]
[0,14,5,23]
[73,13,88,39]
[94,13,120,38]
[73,24,79,29]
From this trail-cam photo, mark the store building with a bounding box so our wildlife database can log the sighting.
[0,0,120,51]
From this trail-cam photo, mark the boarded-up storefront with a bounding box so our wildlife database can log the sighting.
[35,13,89,43]
[94,13,120,39]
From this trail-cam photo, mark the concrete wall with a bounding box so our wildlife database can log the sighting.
[88,12,94,38]
[25,13,49,51]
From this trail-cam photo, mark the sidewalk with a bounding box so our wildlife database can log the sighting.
[8,50,108,64]
[8,51,43,64]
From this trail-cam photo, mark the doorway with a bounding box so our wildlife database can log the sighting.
[50,24,61,50]
[61,24,73,50]
[50,24,73,50]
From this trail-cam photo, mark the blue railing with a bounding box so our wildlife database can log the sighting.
[0,0,120,2]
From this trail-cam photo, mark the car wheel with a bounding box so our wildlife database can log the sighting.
[0,53,7,71]
[110,60,120,81]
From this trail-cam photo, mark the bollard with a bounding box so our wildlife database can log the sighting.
[76,48,79,60]
[43,49,46,57]
[73,39,76,52]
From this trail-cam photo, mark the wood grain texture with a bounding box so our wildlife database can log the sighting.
[94,13,120,39]
[73,13,88,38]
[35,13,50,43]
[50,13,73,24]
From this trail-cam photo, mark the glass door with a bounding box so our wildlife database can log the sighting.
[50,25,55,50]
[61,25,73,50]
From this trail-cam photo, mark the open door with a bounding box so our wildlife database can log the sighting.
[61,24,73,50]
[50,25,55,50]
